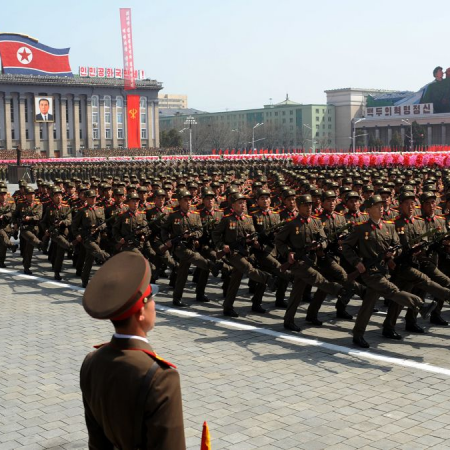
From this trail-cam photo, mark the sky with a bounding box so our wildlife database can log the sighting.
[2,0,449,112]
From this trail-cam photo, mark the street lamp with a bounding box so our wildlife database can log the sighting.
[402,119,414,151]
[184,116,197,157]
[252,122,264,151]
[352,118,366,152]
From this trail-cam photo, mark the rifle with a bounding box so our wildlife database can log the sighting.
[394,228,441,266]
[116,223,150,250]
[427,229,450,256]
[161,226,202,252]
[280,232,328,272]
[84,214,117,239]
[325,223,354,256]
[199,215,219,247]
[47,206,76,235]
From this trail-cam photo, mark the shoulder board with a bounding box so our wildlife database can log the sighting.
[34,200,41,204]
[272,210,280,215]
[336,212,345,216]
[436,215,446,219]
[166,206,173,211]
[383,220,395,224]
[285,217,296,223]
[191,211,200,214]
[355,221,368,226]
[311,215,320,220]
[393,215,402,221]
[96,206,104,209]
[224,213,233,218]
[250,211,258,215]
[416,216,424,221]
[8,200,14,204]
[361,212,369,215]
[217,208,224,212]
[414,205,421,209]
[244,214,252,218]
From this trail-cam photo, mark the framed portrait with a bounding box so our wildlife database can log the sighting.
[34,96,55,123]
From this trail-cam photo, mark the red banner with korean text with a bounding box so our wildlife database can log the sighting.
[127,95,141,148]
[120,8,136,90]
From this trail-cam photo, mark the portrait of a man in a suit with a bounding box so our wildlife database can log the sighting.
[35,97,54,122]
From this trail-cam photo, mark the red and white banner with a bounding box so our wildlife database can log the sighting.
[120,8,136,90]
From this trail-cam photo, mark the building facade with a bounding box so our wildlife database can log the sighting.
[158,94,188,109]
[160,96,335,150]
[0,74,162,157]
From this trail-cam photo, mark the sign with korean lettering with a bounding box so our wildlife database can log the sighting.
[78,67,145,80]
[120,8,136,90]
[365,103,434,119]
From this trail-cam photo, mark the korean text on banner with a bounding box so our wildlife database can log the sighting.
[119,8,136,90]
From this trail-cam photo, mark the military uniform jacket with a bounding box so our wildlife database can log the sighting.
[251,208,281,255]
[317,210,347,236]
[42,203,72,234]
[279,207,298,222]
[146,206,172,239]
[0,198,16,233]
[199,208,223,247]
[275,215,327,259]
[212,212,255,250]
[342,219,400,268]
[72,205,105,239]
[112,209,150,243]
[80,336,185,450]
[419,214,447,265]
[344,210,369,224]
[393,215,426,248]
[14,201,43,230]
[382,208,398,221]
[161,210,203,243]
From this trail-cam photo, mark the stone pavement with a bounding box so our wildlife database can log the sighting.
[2,250,450,449]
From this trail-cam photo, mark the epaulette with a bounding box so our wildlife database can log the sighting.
[414,205,421,209]
[436,215,446,219]
[191,211,200,214]
[393,215,402,221]
[383,220,395,224]
[224,213,233,218]
[244,214,252,218]
[416,216,425,221]
[285,216,296,223]
[139,349,177,369]
[336,211,345,216]
[272,210,280,215]
[355,221,367,226]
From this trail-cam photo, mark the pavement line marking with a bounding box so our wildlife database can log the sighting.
[2,268,450,377]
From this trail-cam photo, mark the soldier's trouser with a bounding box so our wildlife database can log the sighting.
[284,261,342,324]
[21,229,41,270]
[307,259,365,318]
[50,233,71,273]
[419,260,450,315]
[0,229,13,263]
[353,271,423,338]
[224,253,268,310]
[152,239,177,269]
[81,239,109,285]
[383,267,450,331]
[75,243,86,273]
[173,247,213,301]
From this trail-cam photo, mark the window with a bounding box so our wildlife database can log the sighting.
[282,111,286,116]
[10,101,14,123]
[274,112,278,116]
[290,110,293,115]
[105,128,111,139]
[104,96,111,108]
[40,128,43,139]
[116,96,123,108]
[67,129,70,138]
[315,125,319,129]
[322,124,325,129]
[328,117,332,122]
[328,125,332,129]
[117,112,123,124]
[105,113,111,124]
[80,129,83,139]
[79,104,82,122]
[67,147,73,155]
[316,109,319,113]
[91,96,99,107]
[24,99,28,123]
[316,117,319,121]
[92,112,99,123]
[290,118,293,123]
[25,129,29,139]
[93,129,99,140]
[141,113,146,124]
[140,97,147,108]
[118,129,124,139]
[282,118,286,124]
[141,128,147,139]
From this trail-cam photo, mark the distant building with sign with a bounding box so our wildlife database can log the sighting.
[158,94,188,109]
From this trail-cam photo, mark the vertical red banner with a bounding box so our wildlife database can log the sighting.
[120,8,136,90]
[127,95,141,148]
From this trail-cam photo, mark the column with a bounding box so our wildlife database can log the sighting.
[74,97,80,154]
[375,128,380,140]
[47,122,54,158]
[153,101,160,147]
[123,97,128,148]
[99,98,106,149]
[428,125,433,146]
[19,96,26,149]
[112,98,118,149]
[400,127,405,144]
[387,127,392,145]
[86,98,93,149]
[60,97,68,157]
[442,124,446,145]
[147,99,154,147]
[4,96,12,150]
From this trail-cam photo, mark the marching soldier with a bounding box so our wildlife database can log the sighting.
[161,189,221,307]
[0,187,18,268]
[275,194,353,332]
[342,195,437,348]
[41,188,73,280]
[72,190,110,288]
[14,186,44,274]
[212,193,275,317]
[343,191,369,224]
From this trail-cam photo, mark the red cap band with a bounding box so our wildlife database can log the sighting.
[111,284,152,321]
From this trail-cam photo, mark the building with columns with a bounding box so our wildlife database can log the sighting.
[0,74,162,157]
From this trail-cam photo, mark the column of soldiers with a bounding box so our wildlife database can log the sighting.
[2,162,450,348]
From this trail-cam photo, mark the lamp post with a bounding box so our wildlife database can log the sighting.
[352,118,366,153]
[184,116,197,157]
[303,124,315,153]
[252,122,264,151]
[402,119,413,151]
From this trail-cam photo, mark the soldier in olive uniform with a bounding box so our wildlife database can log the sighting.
[383,192,450,338]
[161,189,221,307]
[72,190,110,287]
[80,252,185,450]
[113,193,152,257]
[343,191,369,224]
[275,194,353,332]
[342,195,437,348]
[14,187,44,274]
[41,188,73,280]
[212,193,274,317]
[0,187,18,267]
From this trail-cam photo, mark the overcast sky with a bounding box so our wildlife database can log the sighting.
[2,0,448,111]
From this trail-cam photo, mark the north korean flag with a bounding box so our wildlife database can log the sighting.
[0,33,73,77]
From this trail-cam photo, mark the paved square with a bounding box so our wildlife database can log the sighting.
[1,251,450,449]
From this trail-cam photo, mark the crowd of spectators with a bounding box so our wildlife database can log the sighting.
[0,149,43,160]
[81,147,187,157]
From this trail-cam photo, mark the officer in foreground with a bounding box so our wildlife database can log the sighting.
[80,252,186,449]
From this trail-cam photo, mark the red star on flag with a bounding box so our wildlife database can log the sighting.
[18,47,31,62]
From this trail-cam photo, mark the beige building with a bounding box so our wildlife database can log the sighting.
[158,94,187,109]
